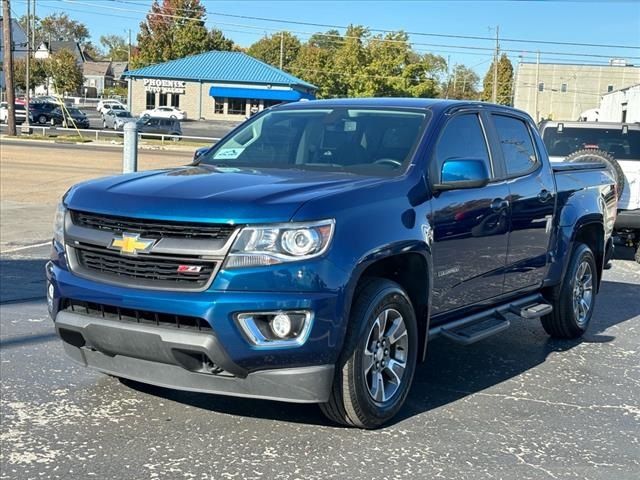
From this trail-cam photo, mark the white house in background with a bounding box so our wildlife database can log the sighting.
[0,17,29,90]
[598,84,640,123]
[83,61,114,97]
[34,40,88,63]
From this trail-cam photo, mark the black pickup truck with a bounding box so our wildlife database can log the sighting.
[49,99,617,428]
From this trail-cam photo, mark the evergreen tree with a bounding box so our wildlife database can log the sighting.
[481,54,514,105]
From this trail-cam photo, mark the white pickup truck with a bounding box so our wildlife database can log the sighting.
[540,121,640,262]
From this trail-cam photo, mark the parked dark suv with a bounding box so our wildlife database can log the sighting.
[30,102,59,124]
[136,116,182,140]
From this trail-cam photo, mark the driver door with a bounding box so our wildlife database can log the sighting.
[429,112,511,315]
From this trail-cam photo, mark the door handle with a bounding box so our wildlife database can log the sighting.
[537,189,553,203]
[490,198,510,212]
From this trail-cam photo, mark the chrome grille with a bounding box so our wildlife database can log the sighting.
[71,210,235,240]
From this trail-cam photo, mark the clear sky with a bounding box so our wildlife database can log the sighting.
[12,0,640,75]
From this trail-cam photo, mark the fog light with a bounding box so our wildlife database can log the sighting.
[236,310,313,347]
[46,282,54,313]
[270,313,292,338]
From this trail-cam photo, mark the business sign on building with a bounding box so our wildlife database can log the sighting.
[143,79,186,94]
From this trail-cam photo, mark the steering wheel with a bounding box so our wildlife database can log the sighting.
[373,158,402,168]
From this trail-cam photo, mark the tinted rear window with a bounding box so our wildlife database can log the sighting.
[543,126,640,160]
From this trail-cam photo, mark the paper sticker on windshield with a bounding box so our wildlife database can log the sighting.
[213,148,244,160]
[344,121,357,132]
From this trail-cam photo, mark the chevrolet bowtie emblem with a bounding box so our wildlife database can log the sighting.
[110,233,155,256]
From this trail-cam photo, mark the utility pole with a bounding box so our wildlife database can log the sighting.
[492,25,500,104]
[23,0,31,129]
[534,51,540,122]
[3,0,17,135]
[444,55,451,99]
[279,32,284,71]
[127,28,131,64]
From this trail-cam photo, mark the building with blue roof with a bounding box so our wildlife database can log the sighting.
[123,51,316,120]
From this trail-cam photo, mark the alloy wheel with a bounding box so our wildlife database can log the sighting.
[572,260,593,327]
[363,308,409,404]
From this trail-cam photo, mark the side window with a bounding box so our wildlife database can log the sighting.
[493,115,538,177]
[435,114,491,178]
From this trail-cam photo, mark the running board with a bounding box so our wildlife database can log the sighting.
[429,294,553,345]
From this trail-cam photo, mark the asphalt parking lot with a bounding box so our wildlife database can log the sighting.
[1,141,639,479]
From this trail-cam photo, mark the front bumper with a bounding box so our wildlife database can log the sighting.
[47,255,345,403]
[56,311,334,403]
[615,209,640,230]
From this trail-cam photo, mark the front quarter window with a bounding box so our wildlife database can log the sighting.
[199,107,429,176]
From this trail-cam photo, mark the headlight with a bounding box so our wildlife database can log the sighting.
[53,203,66,244]
[225,219,335,268]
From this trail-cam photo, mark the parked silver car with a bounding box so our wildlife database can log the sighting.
[103,110,136,130]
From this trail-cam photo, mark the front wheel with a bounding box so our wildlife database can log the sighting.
[320,278,418,428]
[541,243,597,339]
[38,114,47,124]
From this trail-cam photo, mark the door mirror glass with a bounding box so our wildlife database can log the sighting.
[434,158,490,191]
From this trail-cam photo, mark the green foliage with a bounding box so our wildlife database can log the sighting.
[481,54,514,105]
[100,35,129,61]
[104,86,128,98]
[48,49,84,95]
[13,58,48,91]
[18,13,90,44]
[288,26,447,99]
[443,64,481,100]
[132,0,234,68]
[246,32,301,71]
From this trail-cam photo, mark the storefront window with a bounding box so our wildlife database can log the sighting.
[170,95,180,108]
[213,98,224,114]
[159,93,168,107]
[228,98,246,115]
[145,91,156,109]
[263,100,282,109]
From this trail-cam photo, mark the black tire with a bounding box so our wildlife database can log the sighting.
[320,278,418,429]
[565,149,624,200]
[541,243,597,339]
[38,114,47,124]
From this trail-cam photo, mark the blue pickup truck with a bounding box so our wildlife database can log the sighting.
[47,99,617,428]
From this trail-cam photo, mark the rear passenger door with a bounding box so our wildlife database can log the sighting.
[490,113,556,292]
[430,112,511,314]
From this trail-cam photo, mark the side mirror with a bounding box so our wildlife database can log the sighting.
[193,146,209,163]
[432,158,490,191]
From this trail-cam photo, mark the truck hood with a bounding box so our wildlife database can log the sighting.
[65,164,385,224]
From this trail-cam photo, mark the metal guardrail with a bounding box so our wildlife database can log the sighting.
[1,124,220,145]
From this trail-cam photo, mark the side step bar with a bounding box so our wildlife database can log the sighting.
[429,294,552,345]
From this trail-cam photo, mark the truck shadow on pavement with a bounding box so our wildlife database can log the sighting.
[122,275,639,428]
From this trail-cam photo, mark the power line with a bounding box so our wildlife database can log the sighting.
[115,0,640,51]
[50,0,640,61]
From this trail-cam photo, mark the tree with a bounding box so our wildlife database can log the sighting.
[209,29,235,51]
[18,13,90,44]
[13,58,48,91]
[247,32,301,71]
[481,54,514,105]
[100,34,129,61]
[444,64,480,100]
[133,0,228,68]
[48,49,83,95]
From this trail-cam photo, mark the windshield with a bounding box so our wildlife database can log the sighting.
[543,126,640,160]
[198,107,430,176]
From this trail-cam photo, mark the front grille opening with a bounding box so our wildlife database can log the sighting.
[71,210,236,240]
[62,298,212,332]
[75,246,215,288]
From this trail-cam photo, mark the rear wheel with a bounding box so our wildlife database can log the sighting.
[541,243,597,339]
[565,149,624,200]
[320,278,418,428]
[38,114,47,124]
